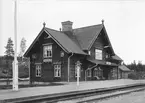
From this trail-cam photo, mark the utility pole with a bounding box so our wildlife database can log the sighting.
[13,0,18,91]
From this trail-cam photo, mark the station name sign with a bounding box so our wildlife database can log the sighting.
[106,61,111,65]
[43,58,52,63]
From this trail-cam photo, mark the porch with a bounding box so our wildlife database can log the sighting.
[85,59,119,81]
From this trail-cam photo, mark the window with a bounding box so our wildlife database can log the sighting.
[60,51,64,57]
[95,49,102,60]
[106,54,109,58]
[54,65,61,77]
[36,64,41,77]
[94,67,102,77]
[43,45,52,58]
[75,65,81,77]
[86,69,91,77]
[106,53,110,59]
[88,51,91,55]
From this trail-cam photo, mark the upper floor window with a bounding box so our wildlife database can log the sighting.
[95,49,102,60]
[54,65,61,77]
[43,45,52,58]
[35,63,41,77]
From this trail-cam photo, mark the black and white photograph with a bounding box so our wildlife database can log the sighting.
[0,0,145,103]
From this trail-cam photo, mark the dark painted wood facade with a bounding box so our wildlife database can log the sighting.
[29,31,69,82]
[29,30,121,82]
[25,21,128,83]
[83,29,121,80]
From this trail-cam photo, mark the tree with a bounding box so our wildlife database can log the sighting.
[137,61,144,71]
[5,38,14,57]
[4,37,14,86]
[19,37,26,58]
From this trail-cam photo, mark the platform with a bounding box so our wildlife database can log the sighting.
[0,79,145,102]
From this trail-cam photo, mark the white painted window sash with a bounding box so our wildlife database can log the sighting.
[35,64,41,77]
[43,45,52,58]
[54,65,61,77]
[95,49,102,60]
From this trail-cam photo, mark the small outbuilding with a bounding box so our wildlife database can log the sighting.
[119,65,131,79]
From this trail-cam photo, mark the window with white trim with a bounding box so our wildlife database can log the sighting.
[36,64,41,77]
[86,69,91,77]
[43,45,52,58]
[54,65,61,77]
[95,49,102,60]
[94,67,102,77]
[75,65,81,77]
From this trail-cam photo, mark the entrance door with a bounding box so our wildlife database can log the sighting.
[102,67,111,80]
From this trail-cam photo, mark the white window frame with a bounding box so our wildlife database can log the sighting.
[94,67,102,77]
[43,45,52,58]
[75,65,81,77]
[54,65,61,77]
[86,69,91,77]
[35,63,41,77]
[95,49,102,60]
[94,68,98,77]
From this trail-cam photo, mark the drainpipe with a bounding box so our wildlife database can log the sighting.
[28,57,31,84]
[68,53,73,82]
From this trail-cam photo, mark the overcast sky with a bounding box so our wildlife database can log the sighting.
[0,0,145,64]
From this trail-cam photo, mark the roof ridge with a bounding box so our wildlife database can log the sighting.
[73,24,103,30]
[45,24,103,32]
[45,27,61,33]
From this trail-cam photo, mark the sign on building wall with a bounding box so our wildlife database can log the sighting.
[43,59,52,63]
[106,61,111,65]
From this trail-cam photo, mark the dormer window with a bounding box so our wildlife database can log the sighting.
[95,49,102,60]
[43,45,52,58]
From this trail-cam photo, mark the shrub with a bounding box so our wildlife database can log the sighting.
[128,73,138,80]
[128,71,145,80]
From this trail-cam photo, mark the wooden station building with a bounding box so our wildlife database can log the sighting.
[24,20,130,82]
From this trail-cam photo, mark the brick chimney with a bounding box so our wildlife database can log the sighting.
[61,21,73,32]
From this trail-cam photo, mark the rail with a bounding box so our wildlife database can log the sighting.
[3,83,145,103]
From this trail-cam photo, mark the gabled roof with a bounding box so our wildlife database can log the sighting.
[73,24,115,55]
[24,22,119,58]
[112,54,123,61]
[24,27,87,57]
[24,28,44,57]
[73,24,103,50]
[44,28,86,55]
[119,65,131,71]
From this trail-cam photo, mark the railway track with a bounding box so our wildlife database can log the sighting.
[5,83,145,103]
[58,84,145,103]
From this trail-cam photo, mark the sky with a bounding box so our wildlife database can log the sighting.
[0,0,145,64]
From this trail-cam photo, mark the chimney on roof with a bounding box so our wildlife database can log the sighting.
[61,21,73,32]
